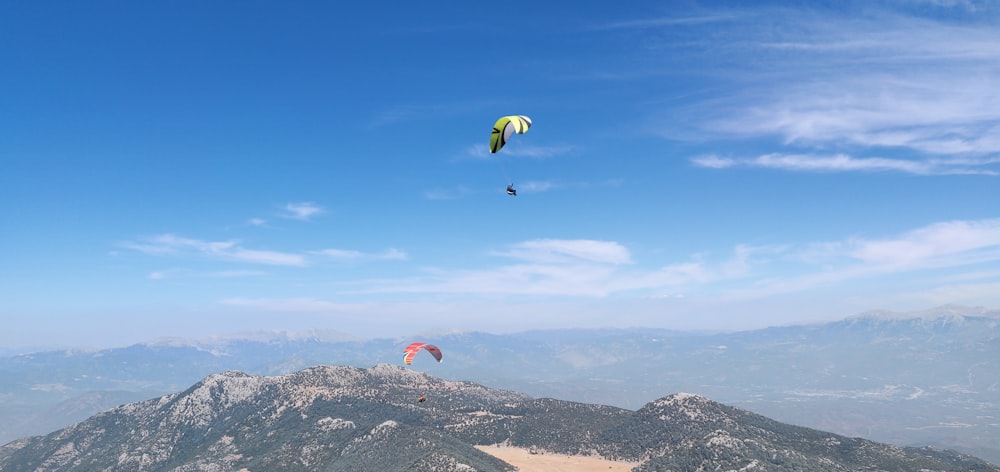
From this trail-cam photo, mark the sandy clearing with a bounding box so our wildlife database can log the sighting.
[475,445,640,472]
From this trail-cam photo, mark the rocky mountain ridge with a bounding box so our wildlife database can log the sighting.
[2,365,997,472]
[2,305,998,464]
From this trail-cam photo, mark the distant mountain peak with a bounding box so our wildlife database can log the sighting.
[663,392,707,402]
[642,392,724,424]
[850,304,999,322]
[648,392,710,409]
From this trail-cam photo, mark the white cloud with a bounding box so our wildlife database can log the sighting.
[344,239,731,297]
[756,154,930,173]
[502,144,577,159]
[316,247,408,261]
[787,219,1000,274]
[715,75,1000,157]
[377,248,409,260]
[248,218,266,226]
[206,270,266,278]
[317,248,364,259]
[125,233,409,270]
[464,143,576,160]
[845,219,1000,269]
[333,219,1000,305]
[691,153,998,175]
[719,218,1000,300]
[906,0,994,12]
[593,14,737,31]
[282,202,324,220]
[690,155,736,169]
[122,234,307,267]
[146,269,265,280]
[228,248,307,266]
[497,239,633,265]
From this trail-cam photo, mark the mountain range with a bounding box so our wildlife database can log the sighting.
[2,305,998,464]
[2,365,997,472]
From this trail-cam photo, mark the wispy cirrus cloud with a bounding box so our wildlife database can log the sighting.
[639,7,1000,175]
[721,218,1000,300]
[122,234,307,266]
[592,14,738,31]
[711,75,1000,157]
[496,239,633,265]
[147,269,265,280]
[904,0,999,13]
[316,247,408,261]
[123,233,411,269]
[463,143,576,160]
[842,219,1000,269]
[691,153,1000,175]
[344,239,721,297]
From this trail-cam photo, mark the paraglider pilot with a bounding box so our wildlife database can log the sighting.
[506,184,517,196]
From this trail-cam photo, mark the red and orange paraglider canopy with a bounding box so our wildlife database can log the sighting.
[403,342,442,365]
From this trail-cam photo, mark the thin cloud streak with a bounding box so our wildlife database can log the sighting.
[463,143,576,160]
[691,153,999,175]
[316,247,408,261]
[497,239,633,265]
[147,269,266,280]
[122,234,308,267]
[124,234,409,267]
[592,14,738,31]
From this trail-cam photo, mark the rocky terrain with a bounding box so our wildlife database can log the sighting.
[1,365,997,471]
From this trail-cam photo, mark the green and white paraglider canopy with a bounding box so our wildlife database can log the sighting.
[490,115,531,154]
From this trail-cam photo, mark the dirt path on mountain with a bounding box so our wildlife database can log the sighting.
[475,445,640,472]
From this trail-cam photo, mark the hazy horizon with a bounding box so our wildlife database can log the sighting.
[3,303,995,356]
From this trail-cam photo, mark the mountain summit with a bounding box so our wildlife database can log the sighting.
[1,365,996,471]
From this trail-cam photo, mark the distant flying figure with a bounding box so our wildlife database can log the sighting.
[506,184,517,196]
[417,395,427,403]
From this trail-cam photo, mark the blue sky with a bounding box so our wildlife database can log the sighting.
[3,1,999,350]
